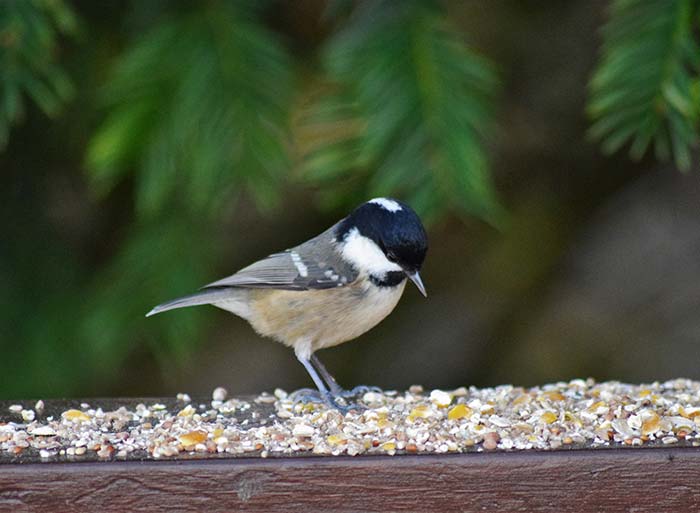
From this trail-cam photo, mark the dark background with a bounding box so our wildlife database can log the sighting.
[1,0,699,399]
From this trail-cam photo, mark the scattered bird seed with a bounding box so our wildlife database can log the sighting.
[29,426,57,436]
[5,379,700,461]
[212,387,228,402]
[292,424,315,437]
[430,390,452,407]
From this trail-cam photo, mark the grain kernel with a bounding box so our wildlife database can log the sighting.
[62,410,90,422]
[641,412,661,435]
[178,431,207,446]
[447,404,472,421]
[541,411,557,424]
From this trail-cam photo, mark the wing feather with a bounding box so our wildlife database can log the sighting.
[203,227,357,291]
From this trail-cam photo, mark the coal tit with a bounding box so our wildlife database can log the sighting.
[147,197,428,409]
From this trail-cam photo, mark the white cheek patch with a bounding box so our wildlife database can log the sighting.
[340,228,402,276]
[369,197,402,212]
[290,251,308,277]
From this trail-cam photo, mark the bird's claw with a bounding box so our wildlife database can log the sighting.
[331,385,383,398]
[329,397,365,414]
[289,388,325,404]
[290,388,365,413]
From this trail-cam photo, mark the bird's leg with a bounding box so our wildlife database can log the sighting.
[290,355,329,404]
[310,354,345,396]
[289,341,328,404]
[293,354,364,413]
[311,354,382,399]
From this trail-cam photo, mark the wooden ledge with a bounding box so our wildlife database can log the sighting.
[1,447,699,512]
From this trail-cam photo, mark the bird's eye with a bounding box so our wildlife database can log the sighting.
[386,251,397,262]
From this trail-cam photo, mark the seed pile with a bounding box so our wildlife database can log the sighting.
[3,378,700,461]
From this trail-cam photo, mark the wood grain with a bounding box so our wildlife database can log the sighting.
[1,448,699,513]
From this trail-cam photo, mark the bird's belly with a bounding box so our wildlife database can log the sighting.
[247,279,407,351]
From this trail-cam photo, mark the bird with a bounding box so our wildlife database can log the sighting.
[146,197,428,410]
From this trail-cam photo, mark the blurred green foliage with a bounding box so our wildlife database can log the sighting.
[1,0,699,397]
[588,0,700,171]
[81,216,218,371]
[0,0,76,147]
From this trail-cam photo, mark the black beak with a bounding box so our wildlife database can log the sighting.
[407,272,427,297]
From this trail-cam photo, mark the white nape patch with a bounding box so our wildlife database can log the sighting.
[290,251,308,277]
[340,227,402,276]
[369,197,402,212]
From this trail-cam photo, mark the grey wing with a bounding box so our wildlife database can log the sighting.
[203,227,358,291]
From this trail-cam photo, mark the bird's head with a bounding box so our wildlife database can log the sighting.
[335,198,428,296]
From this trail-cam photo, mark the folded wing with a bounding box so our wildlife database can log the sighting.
[204,229,358,291]
[147,227,359,317]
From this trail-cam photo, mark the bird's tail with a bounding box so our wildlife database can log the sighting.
[146,288,242,317]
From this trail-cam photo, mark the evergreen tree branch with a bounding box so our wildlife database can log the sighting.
[86,3,294,216]
[296,1,503,225]
[588,0,700,171]
[0,0,76,149]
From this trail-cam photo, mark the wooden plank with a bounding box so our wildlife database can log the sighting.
[1,448,699,513]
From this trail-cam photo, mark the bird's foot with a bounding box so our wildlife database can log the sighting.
[290,388,364,413]
[330,385,383,399]
[289,388,325,404]
[328,397,365,414]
